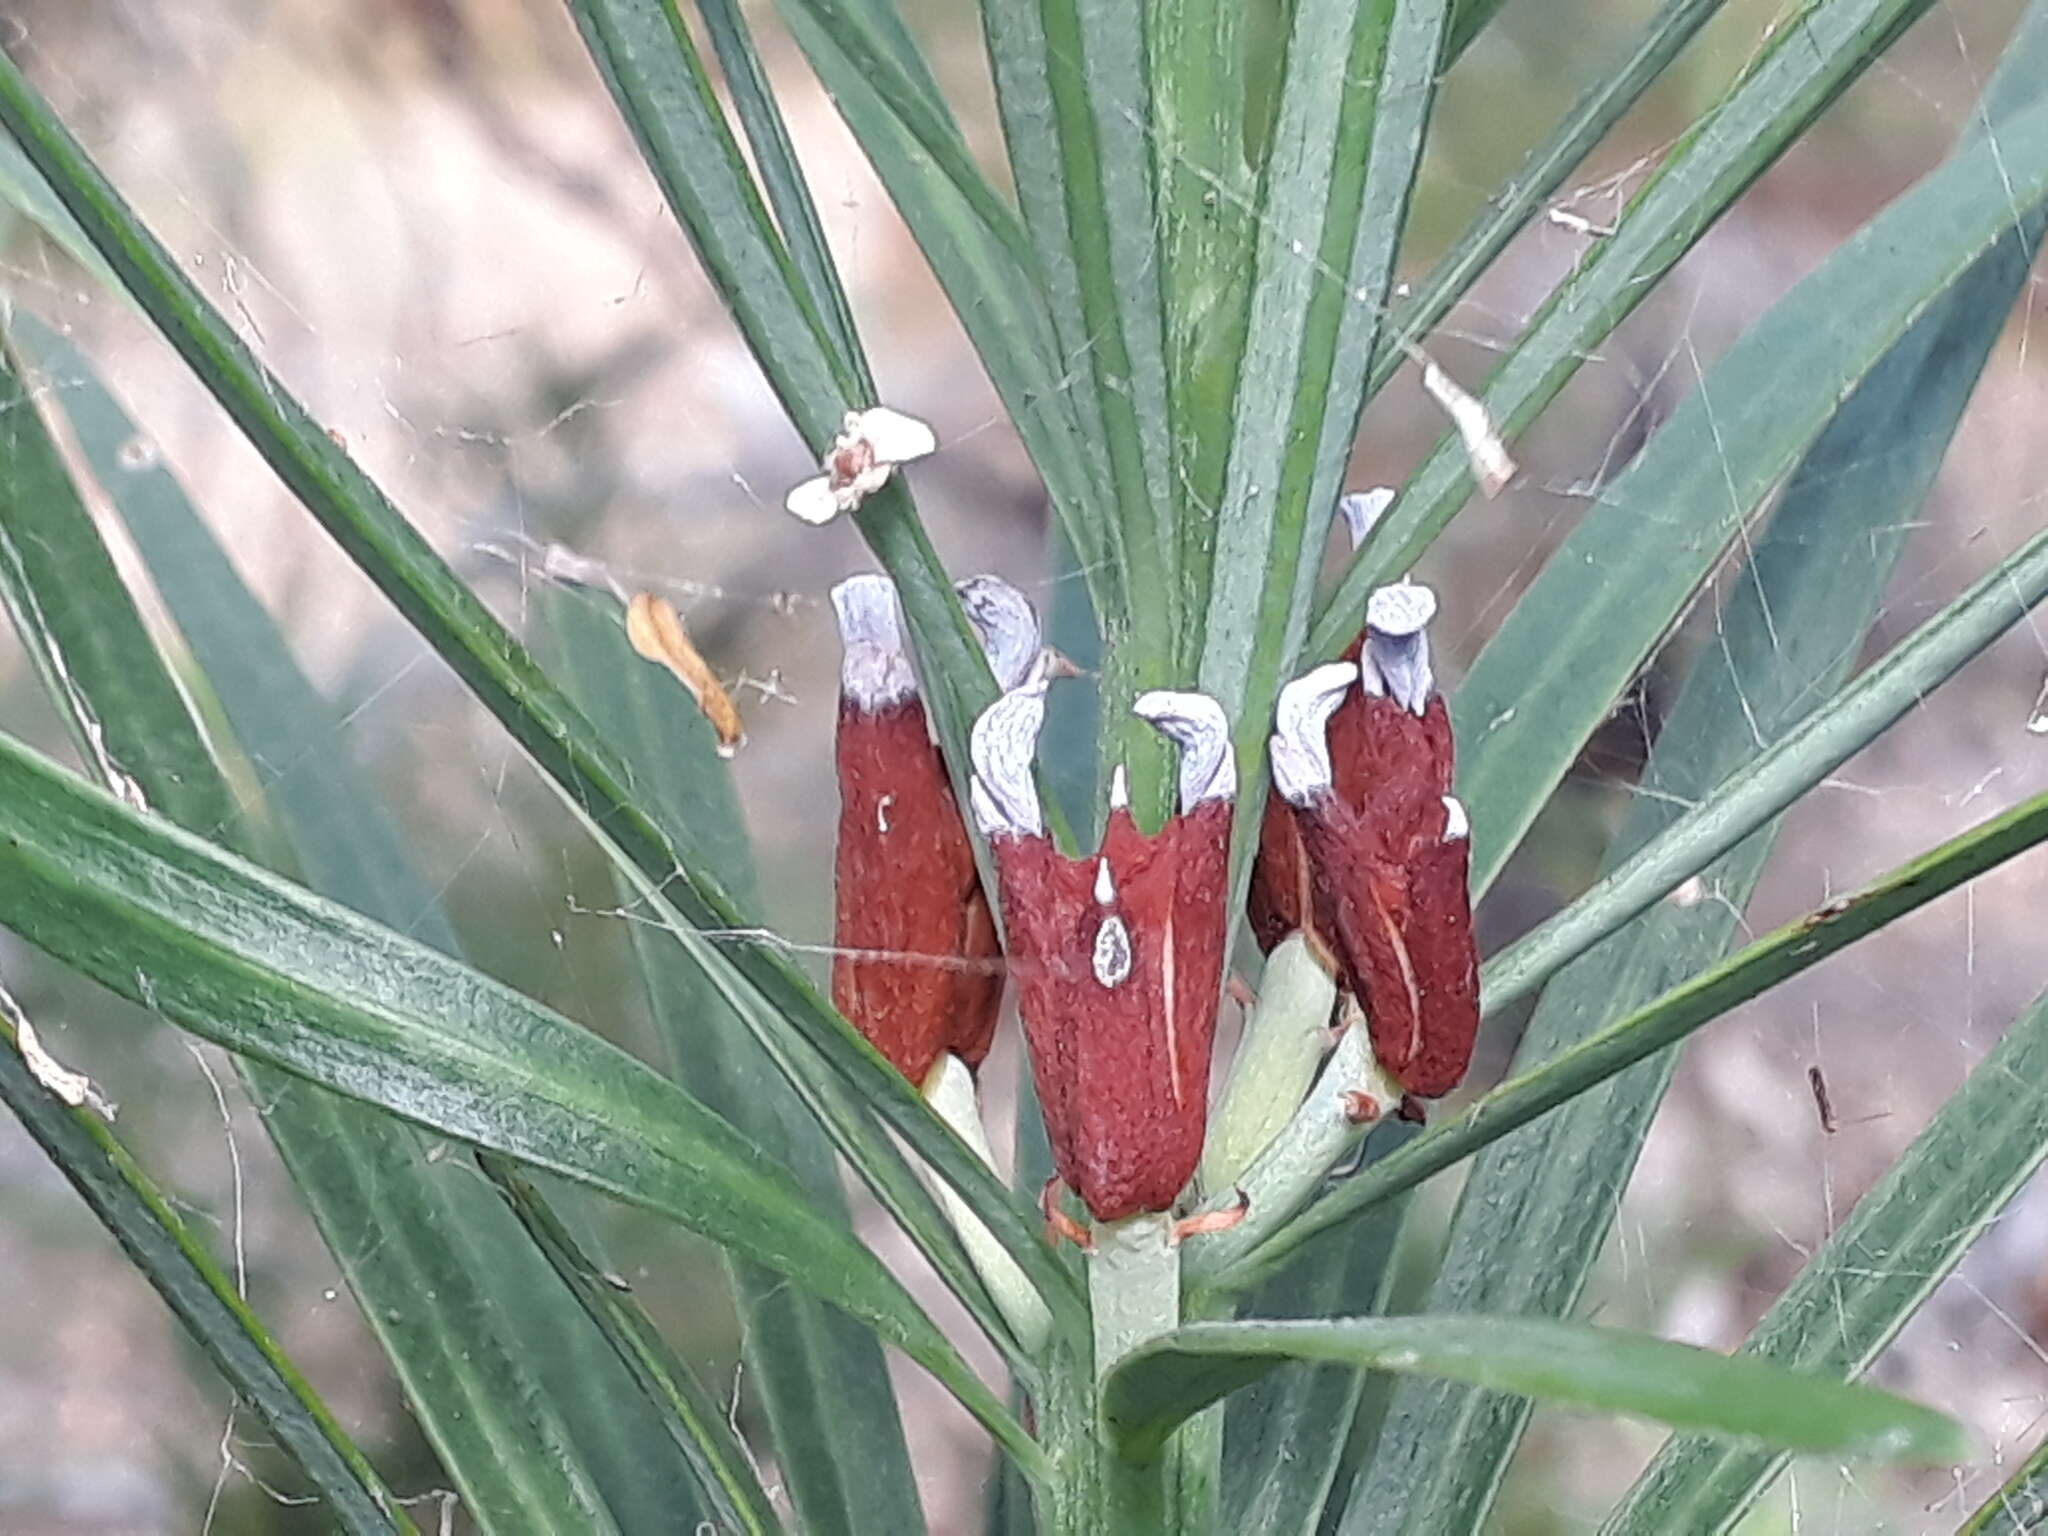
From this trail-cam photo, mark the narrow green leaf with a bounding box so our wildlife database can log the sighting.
[1202,0,1453,822]
[486,1163,784,1536]
[1367,0,1731,402]
[1449,81,2048,898]
[1342,22,2048,1510]
[1605,989,2048,1533]
[696,0,865,371]
[23,314,744,1531]
[768,0,1116,604]
[0,333,627,1532]
[1195,0,1400,777]
[1958,1414,2048,1536]
[1035,0,1181,822]
[567,0,852,427]
[1211,788,2048,1291]
[1102,1318,1969,1468]
[977,0,1119,525]
[0,41,1078,1323]
[0,731,1044,1478]
[1484,515,2048,1020]
[534,581,935,1534]
[1309,0,1941,664]
[0,996,412,1536]
[1148,0,1251,660]
[0,131,124,295]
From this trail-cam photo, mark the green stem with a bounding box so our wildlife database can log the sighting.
[1200,935,1339,1193]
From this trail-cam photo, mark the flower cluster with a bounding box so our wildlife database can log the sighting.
[819,436,1477,1230]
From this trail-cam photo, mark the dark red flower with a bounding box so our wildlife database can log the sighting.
[1259,576,1479,1099]
[970,682,1234,1222]
[830,574,1035,1084]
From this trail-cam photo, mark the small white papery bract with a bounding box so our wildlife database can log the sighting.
[783,406,939,524]
[1269,662,1358,805]
[1336,487,1396,551]
[1442,794,1470,841]
[1133,689,1236,809]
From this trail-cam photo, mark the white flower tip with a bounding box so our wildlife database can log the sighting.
[830,574,917,708]
[1269,662,1357,805]
[1365,579,1437,638]
[1442,795,1469,841]
[1133,689,1236,808]
[1336,488,1396,551]
[956,574,1043,692]
[784,475,841,525]
[1093,857,1116,906]
[1108,762,1130,812]
[969,675,1050,839]
[851,406,937,466]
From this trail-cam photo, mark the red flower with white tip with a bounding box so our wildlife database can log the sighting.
[1253,558,1478,1100]
[829,573,1033,1084]
[969,678,1234,1223]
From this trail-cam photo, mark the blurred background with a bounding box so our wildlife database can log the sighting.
[0,0,2044,1529]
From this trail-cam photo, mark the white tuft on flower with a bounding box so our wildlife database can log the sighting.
[1133,689,1236,810]
[830,574,918,709]
[1269,662,1358,805]
[956,574,1043,692]
[1360,579,1438,716]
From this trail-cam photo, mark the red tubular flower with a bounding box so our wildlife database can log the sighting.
[970,682,1234,1222]
[1260,572,1479,1100]
[830,574,1035,1083]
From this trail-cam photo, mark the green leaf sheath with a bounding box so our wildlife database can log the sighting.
[0,39,1077,1325]
[1214,788,2048,1291]
[1102,1317,1969,1468]
[535,583,934,1534]
[0,998,412,1536]
[1603,987,2048,1534]
[0,730,1044,1478]
[1310,0,1941,666]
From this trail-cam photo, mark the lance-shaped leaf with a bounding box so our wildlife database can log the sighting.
[0,328,660,1531]
[0,729,1042,1477]
[1101,1317,1969,1467]
[0,994,412,1536]
[1342,30,2048,1527]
